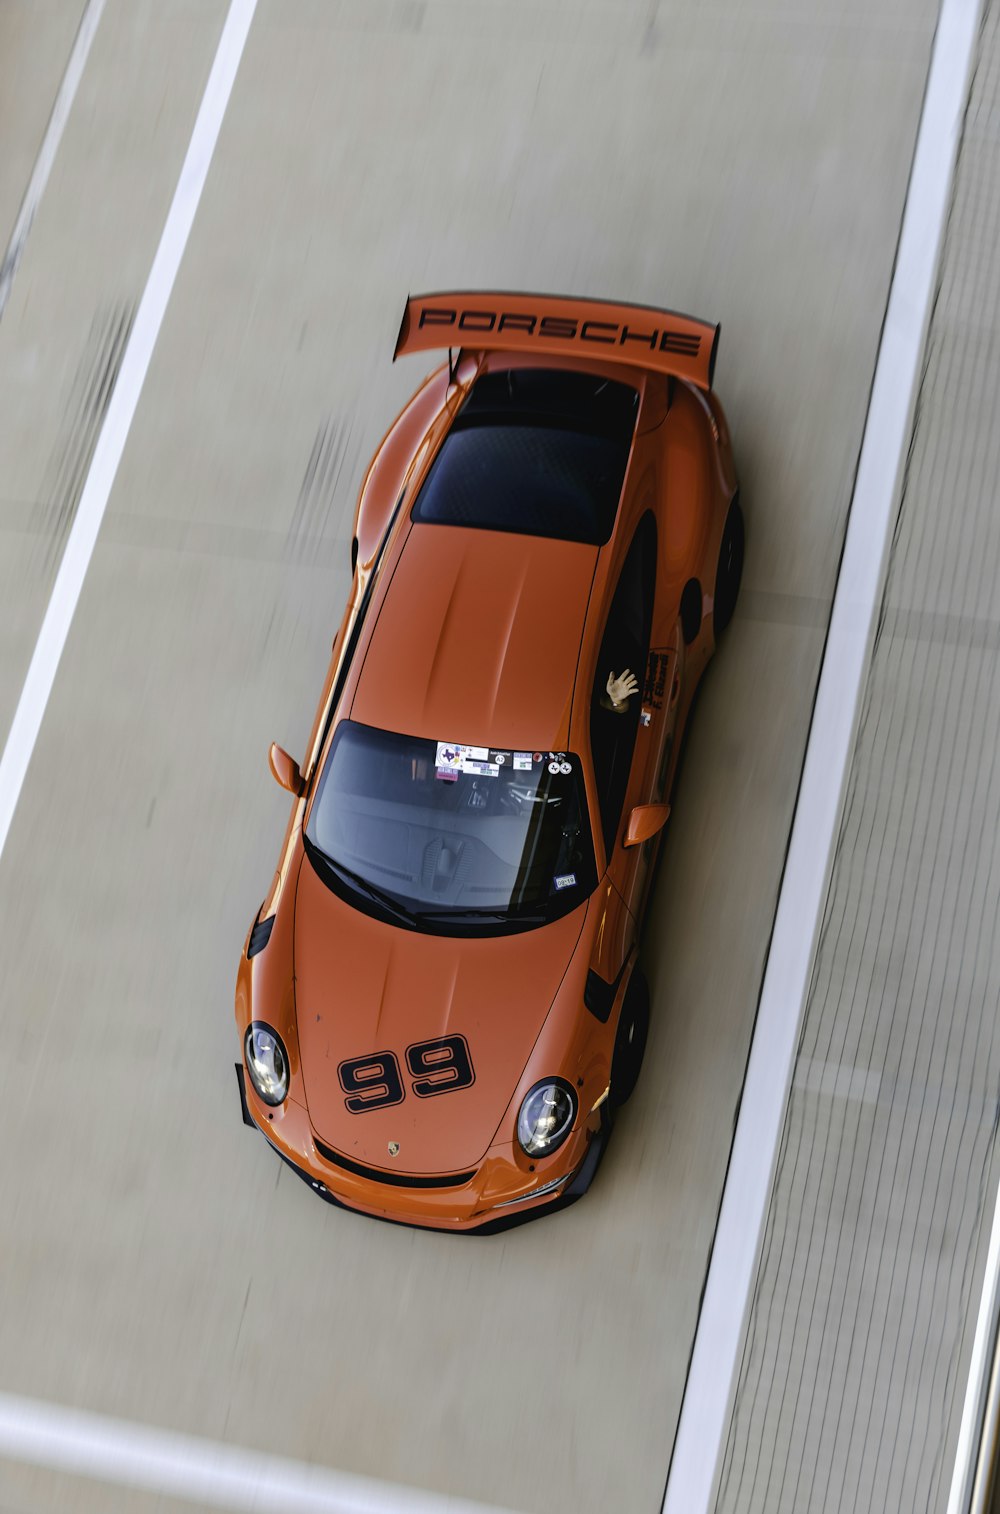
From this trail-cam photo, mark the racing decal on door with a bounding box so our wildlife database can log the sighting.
[644,648,671,710]
[338,1034,475,1113]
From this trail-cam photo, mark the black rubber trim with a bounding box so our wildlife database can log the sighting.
[393,294,411,362]
[312,487,407,767]
[565,1105,612,1199]
[584,956,630,1023]
[248,1111,612,1235]
[707,322,720,389]
[235,1062,256,1128]
[247,913,274,959]
[313,1135,475,1189]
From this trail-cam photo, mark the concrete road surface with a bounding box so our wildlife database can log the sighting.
[0,2,937,1510]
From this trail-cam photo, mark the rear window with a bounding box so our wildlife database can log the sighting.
[410,369,638,546]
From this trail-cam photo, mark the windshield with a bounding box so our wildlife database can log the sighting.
[304,721,597,934]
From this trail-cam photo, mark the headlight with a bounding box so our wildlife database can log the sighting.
[244,1022,289,1106]
[517,1079,577,1156]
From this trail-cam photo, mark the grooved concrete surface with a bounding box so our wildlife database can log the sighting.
[0,3,935,1512]
[0,1,86,251]
[717,4,1000,1510]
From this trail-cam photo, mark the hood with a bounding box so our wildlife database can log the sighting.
[294,853,587,1173]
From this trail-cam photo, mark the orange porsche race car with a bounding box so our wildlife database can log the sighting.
[235,291,742,1232]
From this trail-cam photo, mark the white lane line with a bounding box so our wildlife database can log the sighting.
[0,1391,514,1514]
[0,0,107,318]
[946,1153,1000,1510]
[661,1,985,1511]
[0,7,514,1511]
[0,0,257,862]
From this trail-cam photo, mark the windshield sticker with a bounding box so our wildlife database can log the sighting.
[436,741,549,779]
[435,741,464,772]
[554,873,577,890]
[463,759,500,778]
[558,760,572,774]
[436,741,502,777]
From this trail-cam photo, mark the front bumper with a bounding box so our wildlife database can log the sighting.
[236,1062,610,1234]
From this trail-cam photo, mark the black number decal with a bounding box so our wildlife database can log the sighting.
[338,1051,404,1112]
[405,1035,476,1098]
[339,1038,476,1111]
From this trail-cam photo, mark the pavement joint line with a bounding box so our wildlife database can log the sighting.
[0,0,107,319]
[0,0,257,869]
[660,0,986,1511]
[792,1057,882,1107]
[0,1391,516,1514]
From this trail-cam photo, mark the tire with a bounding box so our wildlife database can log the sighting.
[713,495,744,637]
[610,968,650,1109]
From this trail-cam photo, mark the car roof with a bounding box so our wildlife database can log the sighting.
[349,522,598,752]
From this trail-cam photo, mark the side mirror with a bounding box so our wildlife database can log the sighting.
[268,742,304,796]
[623,802,670,848]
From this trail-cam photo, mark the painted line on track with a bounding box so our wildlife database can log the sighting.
[0,0,257,863]
[0,0,107,319]
[949,1183,1000,1514]
[0,1392,514,1514]
[661,0,985,1511]
[0,5,512,1511]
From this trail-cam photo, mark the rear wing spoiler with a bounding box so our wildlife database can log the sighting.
[394,291,719,390]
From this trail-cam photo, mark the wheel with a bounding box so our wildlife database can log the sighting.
[713,495,744,637]
[610,968,650,1108]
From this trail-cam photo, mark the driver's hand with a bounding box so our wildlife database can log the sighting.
[606,669,639,709]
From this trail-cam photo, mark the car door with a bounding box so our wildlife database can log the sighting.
[623,623,685,921]
[588,512,658,916]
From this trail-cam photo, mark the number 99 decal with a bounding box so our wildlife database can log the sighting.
[338,1035,475,1113]
[337,1051,405,1113]
[406,1035,475,1098]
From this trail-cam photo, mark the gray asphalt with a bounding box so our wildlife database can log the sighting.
[0,2,937,1510]
[717,4,1000,1509]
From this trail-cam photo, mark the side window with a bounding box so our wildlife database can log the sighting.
[589,513,657,859]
